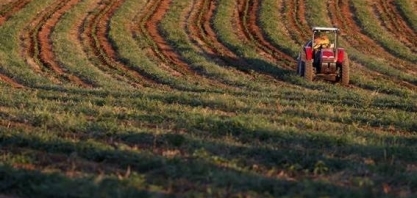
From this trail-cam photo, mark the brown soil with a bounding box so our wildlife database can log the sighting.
[80,0,155,88]
[0,0,31,26]
[0,0,31,87]
[0,73,24,88]
[131,0,183,78]
[245,0,295,68]
[327,0,416,73]
[37,0,93,88]
[19,0,92,86]
[280,0,310,44]
[372,0,417,53]
[144,0,193,76]
[1,0,415,90]
[326,0,417,90]
[185,0,251,73]
[136,0,235,89]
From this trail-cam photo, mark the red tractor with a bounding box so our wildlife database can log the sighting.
[296,27,349,85]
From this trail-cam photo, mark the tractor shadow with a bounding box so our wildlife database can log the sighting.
[214,54,298,83]
[209,53,332,90]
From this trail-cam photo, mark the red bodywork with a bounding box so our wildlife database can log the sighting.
[305,47,313,60]
[304,47,345,63]
[336,48,345,64]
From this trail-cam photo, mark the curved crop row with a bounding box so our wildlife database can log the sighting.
[79,0,156,88]
[280,0,310,45]
[0,0,32,87]
[309,0,417,95]
[144,0,193,76]
[211,0,301,86]
[20,0,92,87]
[326,0,417,85]
[0,0,31,26]
[50,0,133,89]
[37,0,93,88]
[350,0,417,63]
[395,0,417,32]
[236,0,294,69]
[186,0,249,71]
[127,0,227,91]
[2,1,417,197]
[157,0,256,91]
[372,0,417,53]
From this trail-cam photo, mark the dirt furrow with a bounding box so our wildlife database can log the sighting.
[326,0,417,90]
[327,0,416,74]
[80,0,157,88]
[20,0,92,87]
[144,0,194,76]
[185,0,250,72]
[234,0,295,70]
[0,72,25,88]
[280,0,310,45]
[245,0,295,68]
[135,0,238,90]
[0,0,28,88]
[0,0,31,26]
[38,0,93,88]
[372,0,417,53]
[131,0,183,77]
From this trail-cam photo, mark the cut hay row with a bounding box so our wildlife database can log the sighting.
[257,0,300,58]
[132,0,185,77]
[0,0,58,87]
[110,0,191,91]
[212,0,300,85]
[37,0,93,88]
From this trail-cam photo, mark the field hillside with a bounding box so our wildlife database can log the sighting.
[0,0,416,197]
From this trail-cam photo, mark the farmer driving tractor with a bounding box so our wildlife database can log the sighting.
[313,32,331,49]
[296,27,349,85]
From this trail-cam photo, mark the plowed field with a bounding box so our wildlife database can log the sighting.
[0,0,416,197]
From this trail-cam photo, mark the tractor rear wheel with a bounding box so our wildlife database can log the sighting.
[341,53,349,85]
[297,51,306,76]
[304,60,313,82]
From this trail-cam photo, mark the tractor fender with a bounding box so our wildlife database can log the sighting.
[304,46,313,61]
[337,48,345,64]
